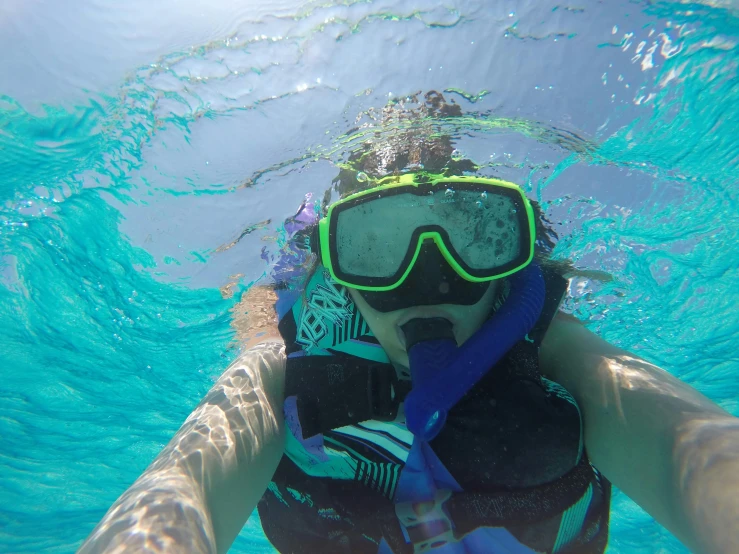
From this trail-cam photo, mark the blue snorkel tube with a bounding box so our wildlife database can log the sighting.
[402,262,546,441]
[379,263,547,554]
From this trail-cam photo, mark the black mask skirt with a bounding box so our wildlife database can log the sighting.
[357,242,491,313]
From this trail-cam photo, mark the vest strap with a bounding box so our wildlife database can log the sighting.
[445,455,593,534]
[285,353,412,438]
[377,455,594,552]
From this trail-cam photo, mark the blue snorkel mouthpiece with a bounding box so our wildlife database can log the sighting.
[400,317,456,440]
[401,263,546,442]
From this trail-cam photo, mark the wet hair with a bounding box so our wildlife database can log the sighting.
[326,91,476,200]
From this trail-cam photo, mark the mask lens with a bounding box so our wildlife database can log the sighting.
[334,186,524,281]
[335,195,414,277]
[443,190,522,269]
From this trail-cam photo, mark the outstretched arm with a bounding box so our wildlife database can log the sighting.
[79,340,286,554]
[540,313,739,554]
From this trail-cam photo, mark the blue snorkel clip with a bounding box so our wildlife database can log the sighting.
[401,262,546,441]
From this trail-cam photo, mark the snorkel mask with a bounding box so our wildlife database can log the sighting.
[312,173,537,312]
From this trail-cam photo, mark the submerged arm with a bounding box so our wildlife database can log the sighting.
[540,313,739,554]
[79,341,286,554]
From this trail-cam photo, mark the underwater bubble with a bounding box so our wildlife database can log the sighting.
[445,188,455,197]
[356,172,368,182]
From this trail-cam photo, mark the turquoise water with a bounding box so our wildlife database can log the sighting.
[1,0,737,552]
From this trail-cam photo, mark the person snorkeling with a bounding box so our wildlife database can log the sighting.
[80,93,739,554]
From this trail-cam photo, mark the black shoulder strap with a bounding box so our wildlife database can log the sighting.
[528,265,568,347]
[378,455,596,553]
[285,353,411,438]
[277,304,301,355]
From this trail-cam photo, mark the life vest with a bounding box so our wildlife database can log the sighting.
[258,265,611,553]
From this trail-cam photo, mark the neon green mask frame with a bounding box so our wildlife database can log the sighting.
[315,173,536,291]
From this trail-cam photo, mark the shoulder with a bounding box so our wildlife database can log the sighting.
[538,311,620,379]
[201,341,287,416]
[219,282,287,403]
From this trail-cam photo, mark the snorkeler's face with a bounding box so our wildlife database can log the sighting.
[348,281,499,372]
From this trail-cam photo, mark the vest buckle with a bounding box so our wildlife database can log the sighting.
[395,489,456,553]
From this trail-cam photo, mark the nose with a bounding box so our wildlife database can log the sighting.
[416,239,452,282]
